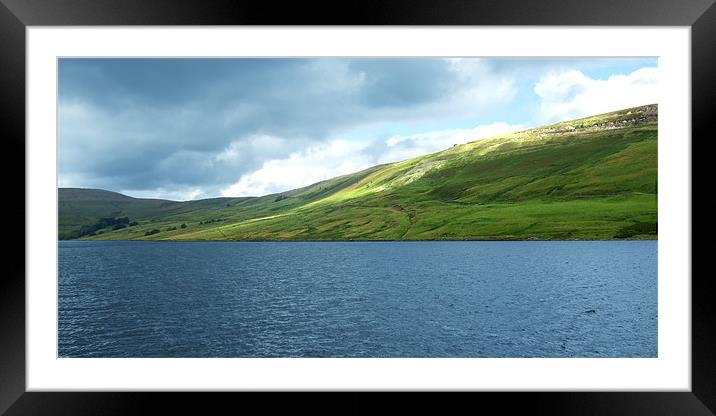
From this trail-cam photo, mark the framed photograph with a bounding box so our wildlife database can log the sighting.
[4,0,713,413]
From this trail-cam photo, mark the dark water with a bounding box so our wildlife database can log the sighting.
[59,240,657,357]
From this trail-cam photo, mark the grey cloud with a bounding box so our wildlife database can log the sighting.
[59,58,515,198]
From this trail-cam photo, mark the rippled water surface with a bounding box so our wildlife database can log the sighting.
[59,240,657,357]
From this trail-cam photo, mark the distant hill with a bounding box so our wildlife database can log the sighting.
[59,104,658,241]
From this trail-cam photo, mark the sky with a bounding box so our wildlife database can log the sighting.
[58,57,658,200]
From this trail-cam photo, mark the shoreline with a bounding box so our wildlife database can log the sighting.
[60,237,658,243]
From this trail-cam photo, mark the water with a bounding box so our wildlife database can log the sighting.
[59,240,657,357]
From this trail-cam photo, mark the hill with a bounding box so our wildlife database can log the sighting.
[59,104,658,241]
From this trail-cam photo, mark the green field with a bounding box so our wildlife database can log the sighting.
[59,104,658,241]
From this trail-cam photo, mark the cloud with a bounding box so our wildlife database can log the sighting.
[220,122,523,197]
[220,140,375,197]
[59,58,657,199]
[378,122,524,164]
[59,58,521,198]
[534,67,658,122]
[119,187,207,202]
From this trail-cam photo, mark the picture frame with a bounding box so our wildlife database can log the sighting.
[3,0,712,413]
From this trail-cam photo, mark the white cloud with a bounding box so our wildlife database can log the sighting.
[214,134,300,166]
[221,122,524,197]
[221,140,375,197]
[379,122,524,164]
[534,67,658,123]
[121,187,207,202]
[445,59,517,112]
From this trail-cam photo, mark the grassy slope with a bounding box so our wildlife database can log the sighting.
[60,104,658,241]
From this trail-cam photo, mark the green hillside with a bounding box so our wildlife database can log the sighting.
[59,104,658,241]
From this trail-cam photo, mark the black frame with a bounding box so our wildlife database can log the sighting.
[2,0,713,413]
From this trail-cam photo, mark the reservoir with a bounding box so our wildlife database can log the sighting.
[59,240,657,357]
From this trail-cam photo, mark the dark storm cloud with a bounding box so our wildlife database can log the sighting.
[58,58,515,198]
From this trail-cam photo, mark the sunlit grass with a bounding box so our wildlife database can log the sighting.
[66,104,658,241]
